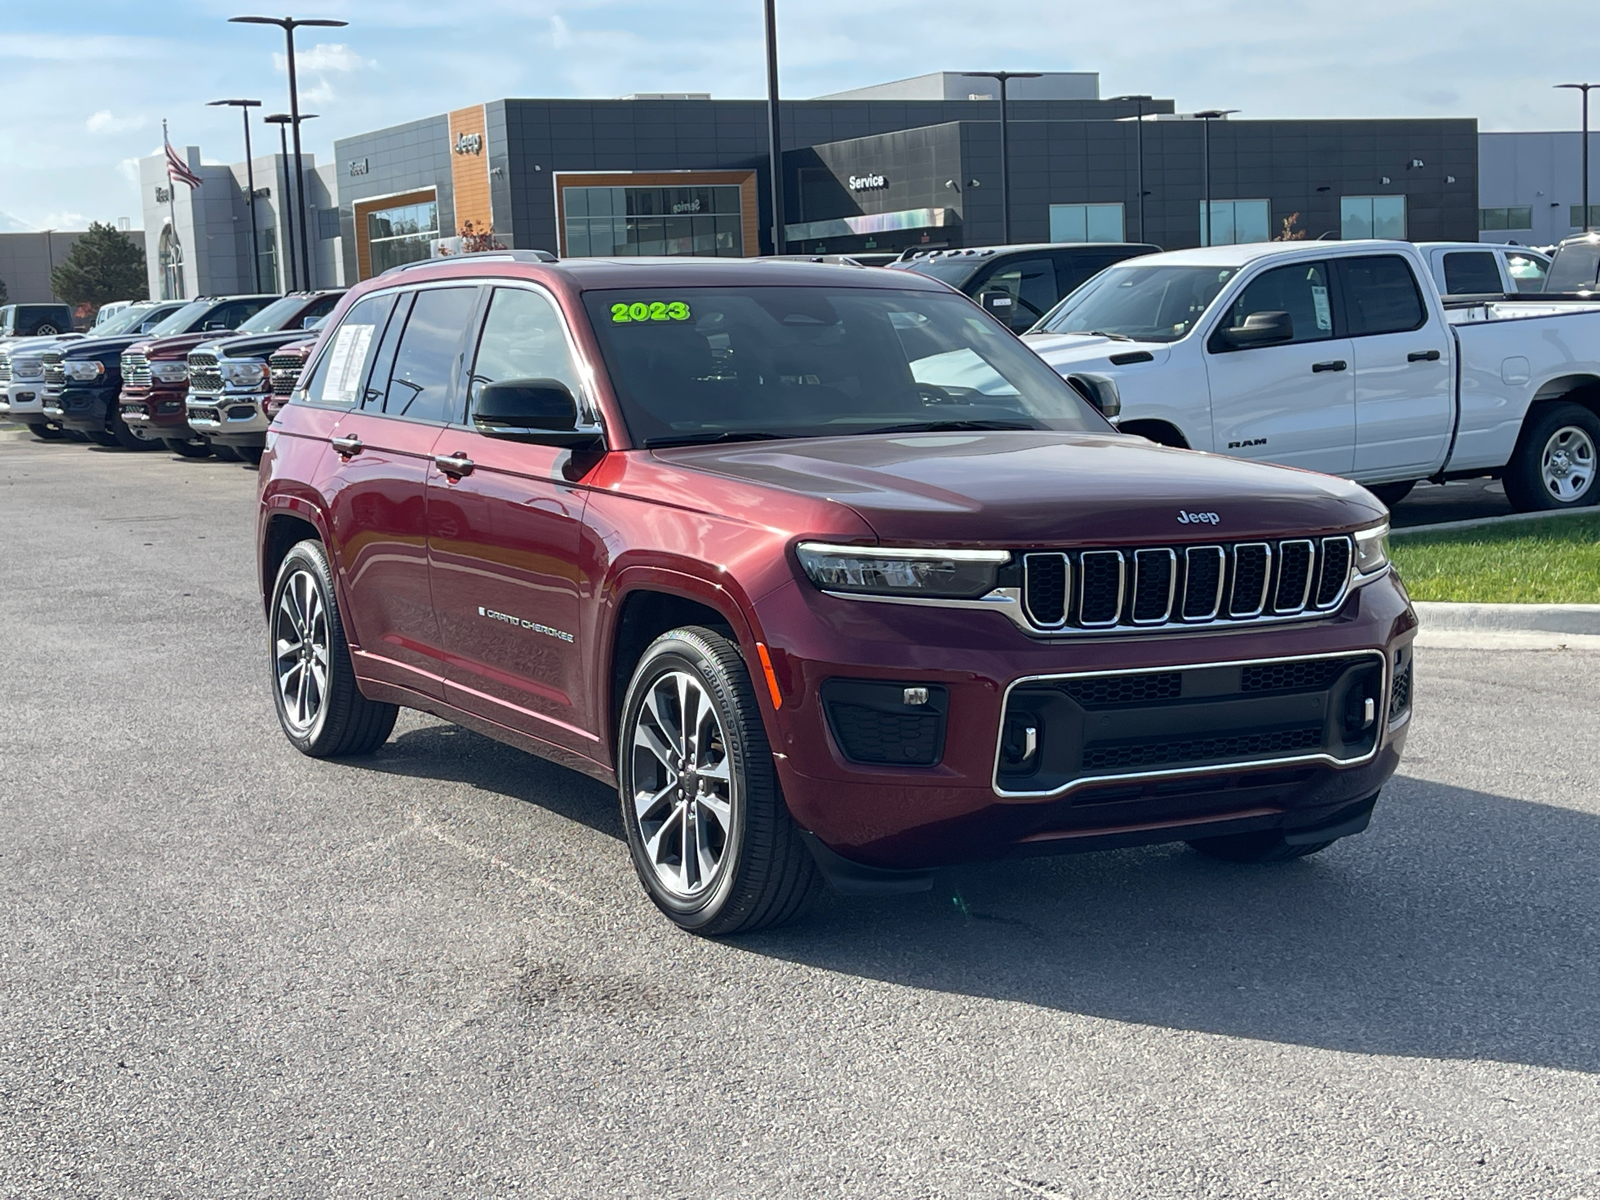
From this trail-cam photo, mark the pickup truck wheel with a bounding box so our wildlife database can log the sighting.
[162,437,211,458]
[84,430,120,448]
[1187,831,1335,863]
[212,444,243,462]
[1368,481,1415,508]
[1504,403,1600,511]
[109,410,152,451]
[270,539,398,758]
[25,421,66,441]
[618,626,819,935]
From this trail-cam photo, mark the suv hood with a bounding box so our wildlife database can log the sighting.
[656,432,1384,544]
[201,328,315,360]
[61,333,148,360]
[1021,331,1174,370]
[135,332,215,361]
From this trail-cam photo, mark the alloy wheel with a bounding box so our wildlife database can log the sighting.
[628,670,735,899]
[274,568,330,735]
[1541,425,1596,502]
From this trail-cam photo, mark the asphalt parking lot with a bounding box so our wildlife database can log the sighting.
[3,432,1598,1199]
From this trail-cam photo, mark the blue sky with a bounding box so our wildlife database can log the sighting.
[0,0,1595,231]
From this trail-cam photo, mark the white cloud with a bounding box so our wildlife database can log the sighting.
[0,211,35,233]
[39,211,90,230]
[550,16,572,50]
[272,43,371,74]
[117,157,142,185]
[86,110,146,134]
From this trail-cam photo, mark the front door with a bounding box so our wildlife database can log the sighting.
[426,284,598,758]
[1204,260,1356,475]
[1338,254,1453,480]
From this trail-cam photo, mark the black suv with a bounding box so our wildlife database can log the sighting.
[0,303,75,338]
[887,243,1159,333]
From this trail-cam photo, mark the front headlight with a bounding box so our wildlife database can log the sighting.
[796,542,1010,599]
[222,360,269,389]
[1354,521,1390,576]
[150,361,189,384]
[64,360,105,382]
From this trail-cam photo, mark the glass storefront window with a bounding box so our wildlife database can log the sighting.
[1568,204,1600,229]
[367,199,439,274]
[1480,207,1534,231]
[563,185,744,257]
[1341,195,1407,240]
[158,224,185,300]
[1200,199,1270,246]
[1048,203,1126,243]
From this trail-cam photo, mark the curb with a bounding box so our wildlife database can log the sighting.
[1393,506,1599,536]
[1414,600,1600,635]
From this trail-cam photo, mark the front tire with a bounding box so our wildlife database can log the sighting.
[618,626,818,935]
[163,436,212,458]
[1368,480,1415,509]
[269,539,398,757]
[25,421,66,441]
[1503,402,1600,511]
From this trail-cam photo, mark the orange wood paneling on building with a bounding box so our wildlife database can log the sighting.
[448,105,493,237]
[552,171,760,256]
[352,187,439,281]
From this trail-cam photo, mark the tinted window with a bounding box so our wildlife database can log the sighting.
[361,294,409,411]
[196,299,272,332]
[1545,243,1600,293]
[300,292,397,408]
[975,257,1057,329]
[1336,256,1426,336]
[1213,262,1334,348]
[1441,252,1503,296]
[468,288,581,416]
[380,287,478,422]
[1055,253,1128,301]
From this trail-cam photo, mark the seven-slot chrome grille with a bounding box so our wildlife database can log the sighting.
[121,350,151,389]
[187,351,223,395]
[40,350,64,396]
[268,351,307,397]
[0,352,11,384]
[1019,536,1353,635]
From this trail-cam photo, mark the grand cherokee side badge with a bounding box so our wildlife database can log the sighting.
[478,605,575,643]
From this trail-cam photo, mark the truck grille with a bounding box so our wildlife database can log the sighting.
[122,351,150,389]
[0,355,11,384]
[268,351,307,397]
[996,651,1387,798]
[188,351,223,395]
[1018,536,1354,635]
[41,351,64,397]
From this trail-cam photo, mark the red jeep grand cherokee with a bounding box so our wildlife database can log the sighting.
[259,251,1414,934]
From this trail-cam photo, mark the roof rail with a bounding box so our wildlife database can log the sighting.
[379,249,558,277]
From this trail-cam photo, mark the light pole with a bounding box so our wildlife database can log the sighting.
[265,112,317,289]
[209,98,263,292]
[763,0,784,254]
[230,15,346,289]
[1557,83,1597,233]
[1195,109,1239,247]
[1112,94,1154,241]
[965,71,1042,244]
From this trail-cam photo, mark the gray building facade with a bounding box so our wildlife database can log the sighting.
[1477,130,1600,247]
[0,228,146,306]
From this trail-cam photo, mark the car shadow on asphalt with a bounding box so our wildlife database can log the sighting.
[354,729,1599,1075]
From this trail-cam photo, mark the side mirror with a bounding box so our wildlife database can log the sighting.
[1067,372,1121,421]
[202,319,229,331]
[1215,310,1293,350]
[977,289,1015,317]
[472,378,601,449]
[301,315,322,329]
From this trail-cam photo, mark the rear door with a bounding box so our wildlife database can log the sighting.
[1337,254,1453,479]
[1203,259,1356,475]
[425,284,598,757]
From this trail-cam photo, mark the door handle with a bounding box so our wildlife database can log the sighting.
[1311,360,1348,373]
[330,434,363,456]
[1407,349,1442,362]
[434,452,476,478]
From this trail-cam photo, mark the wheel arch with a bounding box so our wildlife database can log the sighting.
[260,503,329,614]
[1116,418,1191,449]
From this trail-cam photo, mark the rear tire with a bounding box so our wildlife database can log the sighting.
[163,436,212,458]
[1368,480,1415,508]
[618,626,819,935]
[269,539,398,758]
[212,443,244,462]
[84,429,119,448]
[25,422,66,441]
[236,445,264,465]
[1187,831,1335,863]
[1503,402,1600,511]
[109,409,152,451]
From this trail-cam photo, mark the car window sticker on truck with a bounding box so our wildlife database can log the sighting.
[320,324,376,405]
[1311,285,1332,332]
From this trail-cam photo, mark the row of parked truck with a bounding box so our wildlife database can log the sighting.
[0,290,339,459]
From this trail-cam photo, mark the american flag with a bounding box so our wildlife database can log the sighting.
[164,131,202,190]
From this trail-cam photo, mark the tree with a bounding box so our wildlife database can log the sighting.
[50,222,148,309]
[1273,212,1309,242]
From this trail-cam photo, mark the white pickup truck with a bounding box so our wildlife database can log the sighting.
[1024,239,1600,509]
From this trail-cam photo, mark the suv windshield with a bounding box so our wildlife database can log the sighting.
[582,286,1107,447]
[144,300,212,338]
[895,258,982,287]
[1033,264,1237,342]
[93,305,157,337]
[233,295,303,335]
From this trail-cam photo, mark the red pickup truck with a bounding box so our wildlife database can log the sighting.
[258,253,1414,935]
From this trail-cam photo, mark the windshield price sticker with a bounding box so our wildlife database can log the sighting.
[611,300,692,324]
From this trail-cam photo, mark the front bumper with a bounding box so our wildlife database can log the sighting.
[186,389,271,446]
[119,384,189,441]
[1,381,46,417]
[753,570,1416,871]
[51,384,117,431]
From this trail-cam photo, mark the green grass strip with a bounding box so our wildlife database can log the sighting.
[1390,512,1600,603]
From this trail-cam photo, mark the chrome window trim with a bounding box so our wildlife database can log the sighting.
[1022,551,1072,630]
[1130,547,1177,625]
[1078,550,1126,628]
[1228,542,1272,619]
[1273,539,1316,614]
[1181,544,1226,622]
[989,648,1389,799]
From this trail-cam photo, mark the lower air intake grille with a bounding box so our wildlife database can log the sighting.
[821,679,948,766]
[1062,672,1182,708]
[1082,726,1324,773]
[1242,657,1353,693]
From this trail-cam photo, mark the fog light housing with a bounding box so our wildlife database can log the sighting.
[820,680,948,766]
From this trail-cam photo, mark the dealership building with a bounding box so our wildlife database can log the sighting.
[328,72,1481,280]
